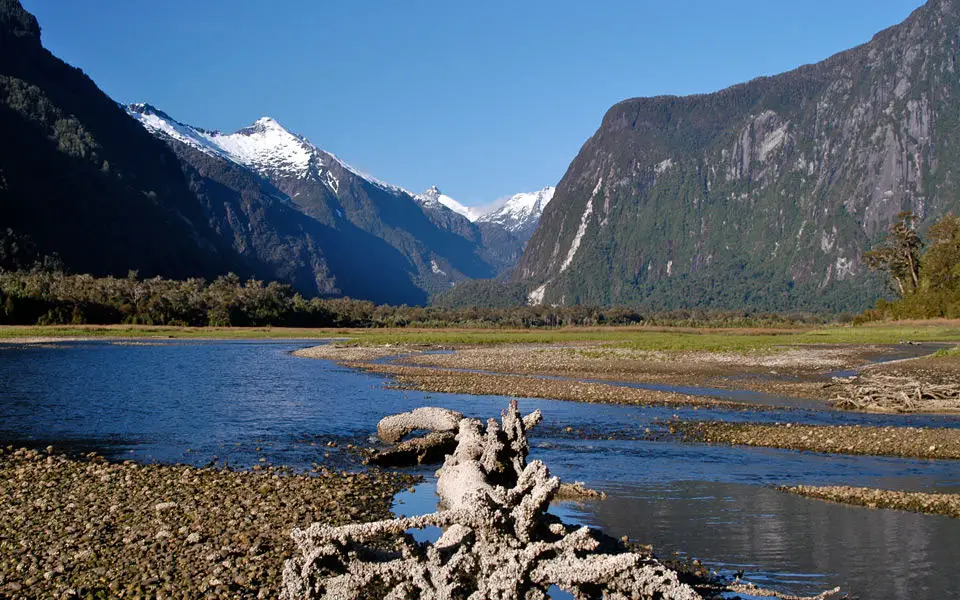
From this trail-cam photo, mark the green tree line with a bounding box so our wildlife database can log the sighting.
[0,268,832,329]
[860,212,960,321]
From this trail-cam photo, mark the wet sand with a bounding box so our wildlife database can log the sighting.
[0,447,416,599]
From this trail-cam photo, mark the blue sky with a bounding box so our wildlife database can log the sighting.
[24,0,923,206]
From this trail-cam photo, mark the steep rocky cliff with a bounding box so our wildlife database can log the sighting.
[517,0,960,311]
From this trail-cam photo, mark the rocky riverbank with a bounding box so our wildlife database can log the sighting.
[0,447,416,599]
[676,422,960,459]
[778,485,960,519]
[345,361,766,411]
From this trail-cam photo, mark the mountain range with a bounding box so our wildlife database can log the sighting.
[516,0,960,311]
[6,0,960,312]
[125,103,549,303]
[0,0,552,306]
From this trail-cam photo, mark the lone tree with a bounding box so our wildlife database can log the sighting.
[864,211,922,297]
[920,213,960,294]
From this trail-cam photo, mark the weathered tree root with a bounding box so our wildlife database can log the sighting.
[369,407,466,467]
[281,402,841,599]
[377,407,464,443]
[368,431,458,467]
[830,374,960,413]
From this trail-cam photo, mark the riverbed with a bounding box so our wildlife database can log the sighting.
[2,339,959,599]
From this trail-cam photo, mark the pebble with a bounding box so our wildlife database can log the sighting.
[0,447,417,598]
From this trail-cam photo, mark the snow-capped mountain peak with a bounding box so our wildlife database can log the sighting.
[416,185,484,221]
[205,116,314,178]
[477,186,555,238]
[125,103,417,197]
[127,103,550,241]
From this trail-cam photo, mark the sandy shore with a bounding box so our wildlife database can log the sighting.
[291,344,406,362]
[676,421,960,459]
[779,485,960,519]
[294,341,960,413]
[0,447,416,599]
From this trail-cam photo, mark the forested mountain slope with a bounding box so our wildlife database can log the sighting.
[0,0,243,278]
[517,0,960,311]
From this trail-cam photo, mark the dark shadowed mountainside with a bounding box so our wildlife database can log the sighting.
[0,0,245,279]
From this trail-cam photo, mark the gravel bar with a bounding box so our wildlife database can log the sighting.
[0,447,417,599]
[676,421,960,459]
[778,485,960,519]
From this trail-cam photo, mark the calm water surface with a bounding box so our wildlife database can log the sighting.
[2,340,959,599]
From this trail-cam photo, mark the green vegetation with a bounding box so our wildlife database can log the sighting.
[0,325,342,340]
[863,211,922,297]
[933,346,960,358]
[861,213,960,320]
[0,268,842,330]
[341,323,960,351]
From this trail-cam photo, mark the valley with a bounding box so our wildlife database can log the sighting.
[5,0,960,598]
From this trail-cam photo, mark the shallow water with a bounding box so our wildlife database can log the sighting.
[1,340,959,599]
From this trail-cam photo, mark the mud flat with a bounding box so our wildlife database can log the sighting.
[778,485,960,519]
[676,422,960,459]
[0,447,416,599]
[345,362,767,411]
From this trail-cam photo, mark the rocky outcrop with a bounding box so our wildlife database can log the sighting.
[280,401,702,599]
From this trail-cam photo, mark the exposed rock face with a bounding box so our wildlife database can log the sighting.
[517,0,960,311]
[280,402,702,600]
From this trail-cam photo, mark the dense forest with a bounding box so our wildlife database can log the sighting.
[0,266,834,329]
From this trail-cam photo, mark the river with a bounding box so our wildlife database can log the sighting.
[1,339,958,599]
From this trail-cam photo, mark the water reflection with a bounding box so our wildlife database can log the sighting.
[559,480,960,600]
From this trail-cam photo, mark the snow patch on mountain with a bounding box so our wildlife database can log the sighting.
[128,103,550,237]
[478,186,555,234]
[126,103,411,197]
[202,117,313,178]
[417,186,484,221]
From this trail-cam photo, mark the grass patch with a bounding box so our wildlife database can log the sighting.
[2,321,959,353]
[933,345,960,358]
[343,323,960,352]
